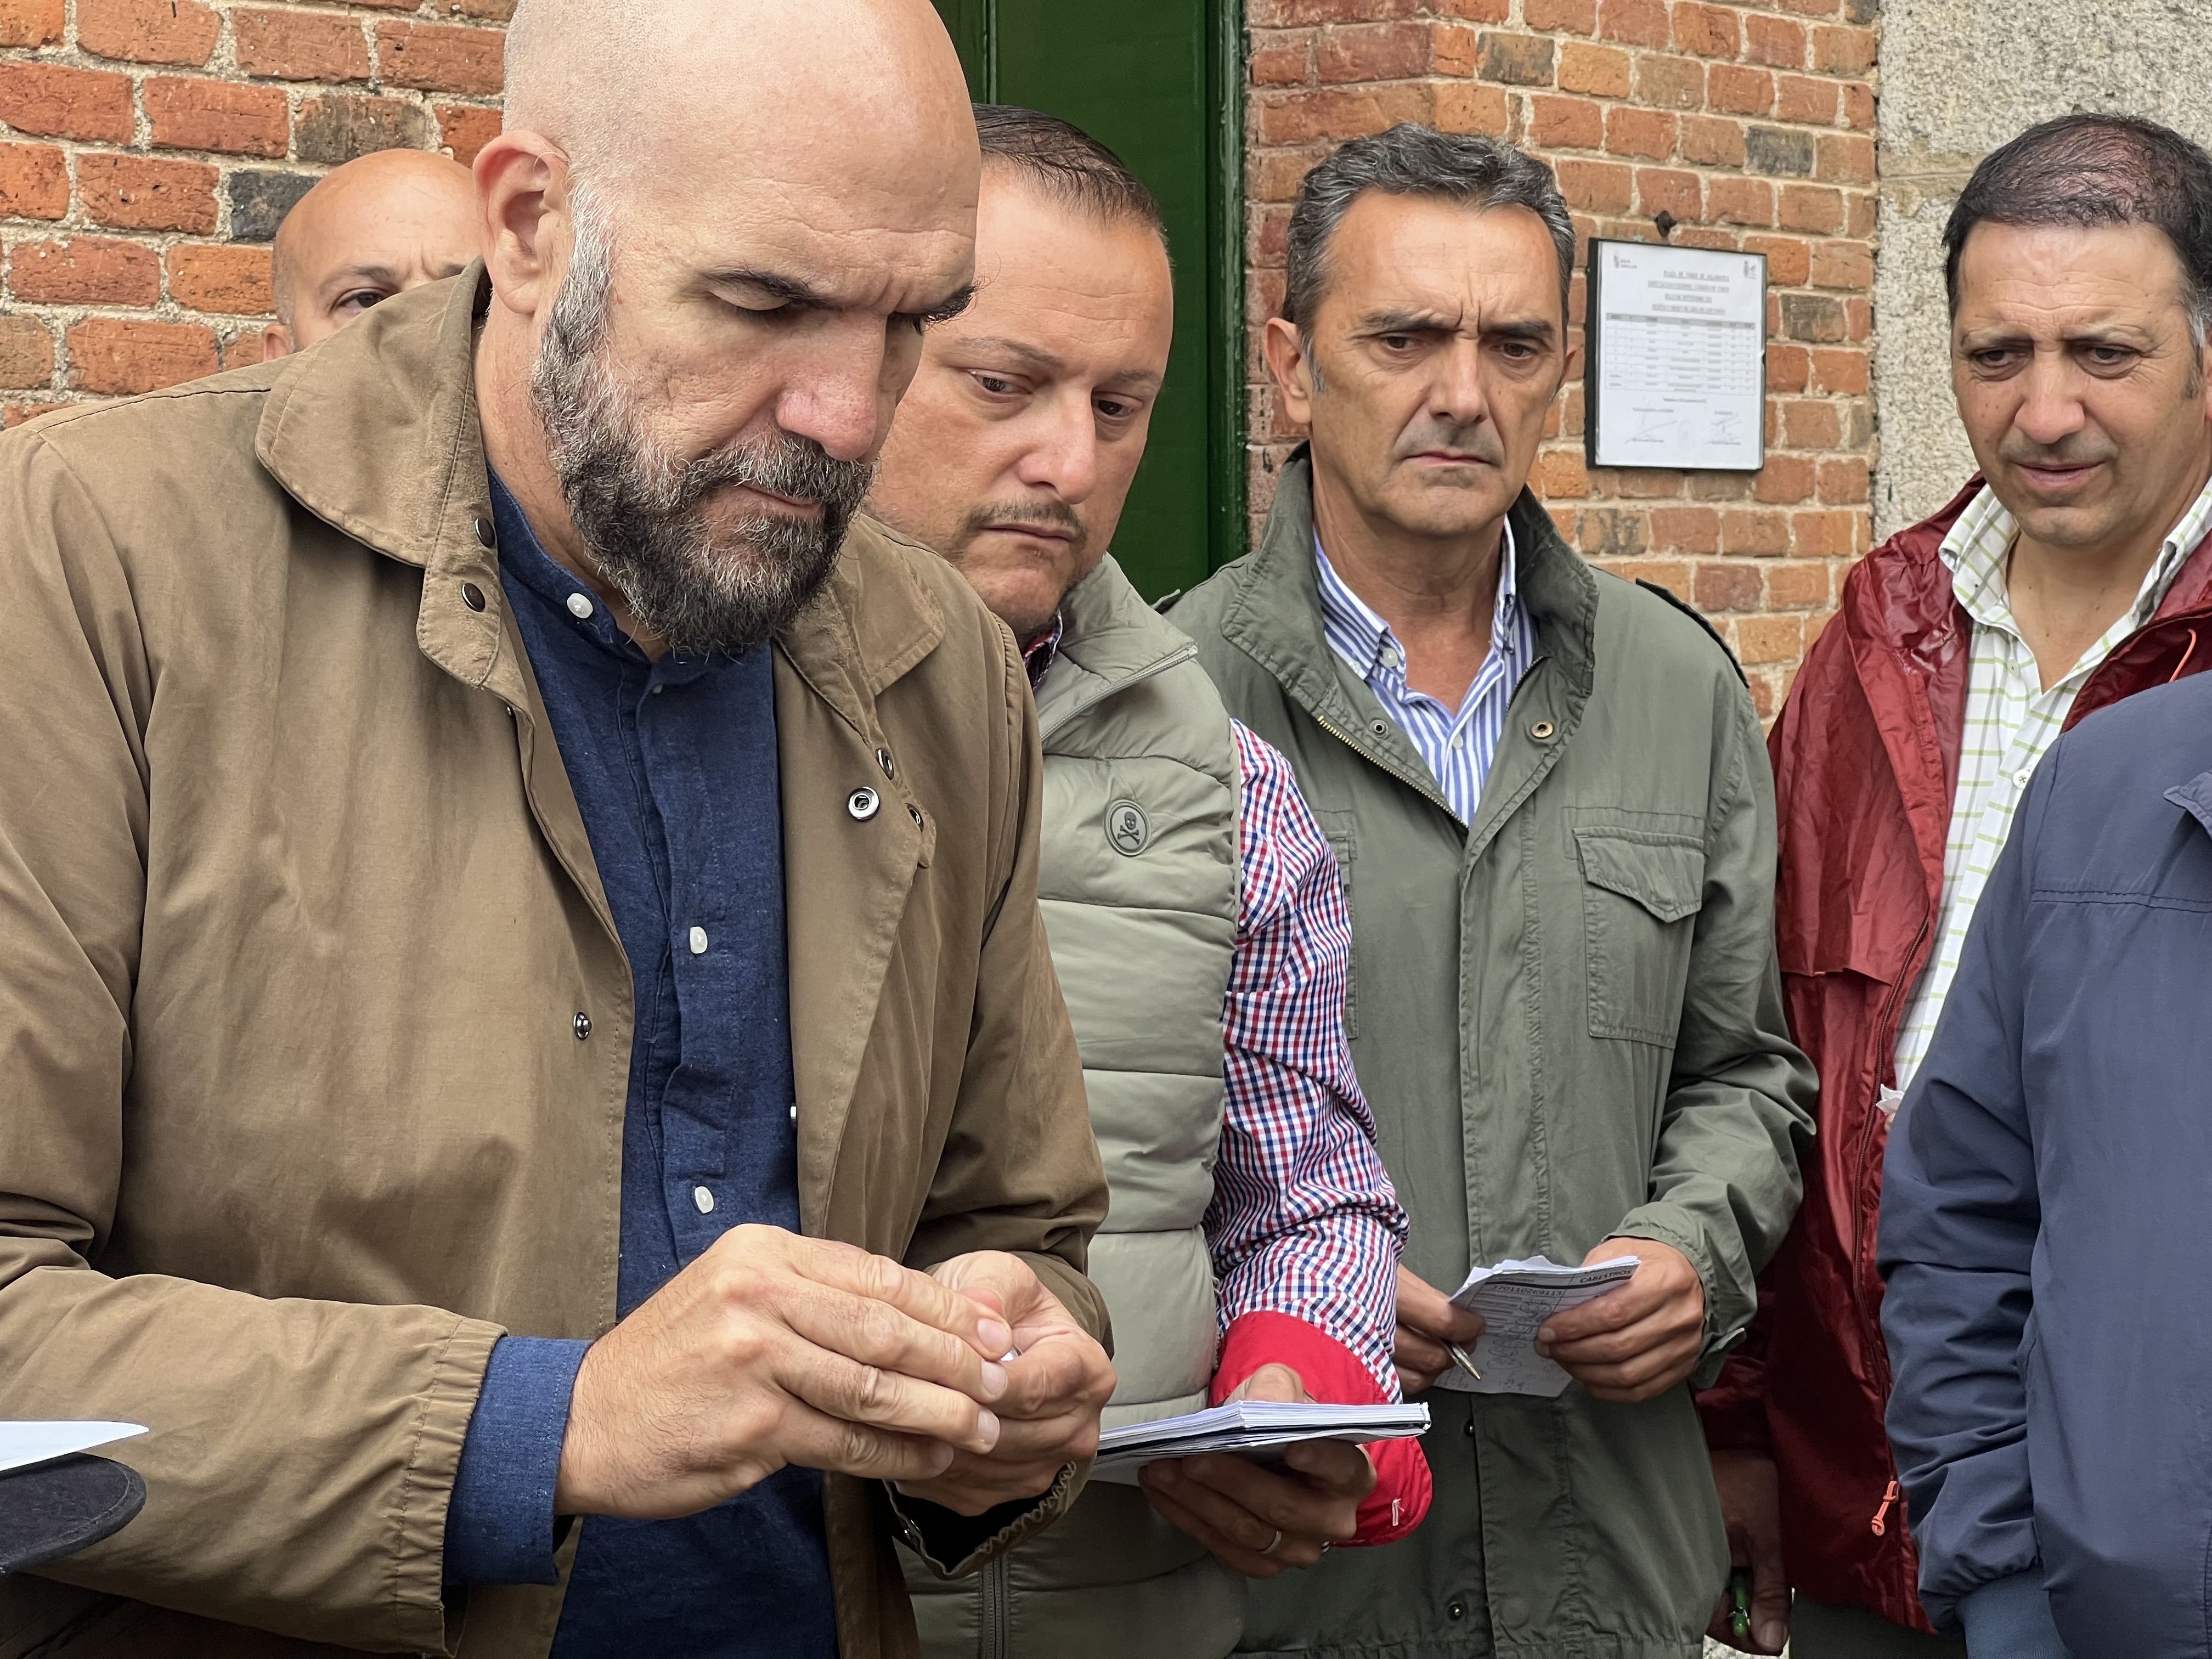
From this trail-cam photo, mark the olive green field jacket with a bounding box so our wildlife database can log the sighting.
[0,271,1109,1659]
[1169,457,1814,1659]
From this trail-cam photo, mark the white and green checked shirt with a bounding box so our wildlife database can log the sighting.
[1892,477,2212,1091]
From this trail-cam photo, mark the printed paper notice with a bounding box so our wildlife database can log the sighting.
[1433,1256,1641,1398]
[1588,240,1766,472]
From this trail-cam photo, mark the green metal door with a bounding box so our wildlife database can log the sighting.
[933,1,1244,600]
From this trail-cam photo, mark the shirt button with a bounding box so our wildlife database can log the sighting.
[573,1012,591,1041]
[689,926,709,955]
[2013,769,2033,787]
[1452,732,1468,751]
[692,1185,715,1215]
[1381,647,1402,670]
[567,592,595,620]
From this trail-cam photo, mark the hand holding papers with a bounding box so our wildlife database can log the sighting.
[1093,1400,1430,1483]
[1434,1256,1642,1397]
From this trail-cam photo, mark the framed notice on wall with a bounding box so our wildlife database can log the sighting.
[1584,240,1767,472]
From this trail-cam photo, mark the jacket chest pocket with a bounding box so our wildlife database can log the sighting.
[1573,825,1706,1046]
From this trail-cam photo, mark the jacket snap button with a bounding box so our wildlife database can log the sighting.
[461,582,486,613]
[1530,720,1556,741]
[573,1012,591,1041]
[1369,719,1389,738]
[876,747,896,780]
[847,787,881,822]
[1447,1599,1466,1621]
[907,804,923,827]
[474,516,495,549]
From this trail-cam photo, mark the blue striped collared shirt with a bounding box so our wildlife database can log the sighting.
[1314,524,1538,825]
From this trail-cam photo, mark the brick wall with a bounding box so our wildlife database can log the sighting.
[0,0,507,427]
[1246,0,1880,714]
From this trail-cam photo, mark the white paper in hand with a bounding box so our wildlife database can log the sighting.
[1433,1255,1641,1397]
[1089,1401,1430,1485]
[0,1421,146,1475]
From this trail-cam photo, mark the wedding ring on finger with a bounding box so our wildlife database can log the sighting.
[1261,1528,1284,1556]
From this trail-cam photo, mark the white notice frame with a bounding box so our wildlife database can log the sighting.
[1584,240,1767,472]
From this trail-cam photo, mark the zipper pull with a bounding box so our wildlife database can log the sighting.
[1870,1479,1900,1537]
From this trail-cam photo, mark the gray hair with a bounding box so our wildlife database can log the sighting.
[1283,124,1576,337]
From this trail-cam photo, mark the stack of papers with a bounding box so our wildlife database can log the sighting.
[0,1422,146,1475]
[1091,1401,1430,1484]
[1436,1255,1641,1398]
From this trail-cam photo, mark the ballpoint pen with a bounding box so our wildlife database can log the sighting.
[1447,1342,1481,1381]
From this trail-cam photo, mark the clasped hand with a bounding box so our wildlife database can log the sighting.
[554,1225,1113,1521]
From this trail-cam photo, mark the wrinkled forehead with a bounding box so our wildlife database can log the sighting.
[1953,219,2199,334]
[1321,193,1566,328]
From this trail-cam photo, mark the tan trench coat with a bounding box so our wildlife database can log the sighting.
[0,271,1109,1658]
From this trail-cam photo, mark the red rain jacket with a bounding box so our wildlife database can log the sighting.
[1697,479,2212,1629]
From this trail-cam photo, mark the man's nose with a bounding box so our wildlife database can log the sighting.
[2012,351,2090,449]
[1429,338,1491,429]
[773,325,895,464]
[1014,397,1100,504]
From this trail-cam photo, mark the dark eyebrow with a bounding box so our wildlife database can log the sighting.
[952,334,1068,375]
[1357,308,1559,346]
[909,284,977,328]
[704,268,975,328]
[326,263,404,291]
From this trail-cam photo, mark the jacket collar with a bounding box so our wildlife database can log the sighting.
[1034,554,1195,740]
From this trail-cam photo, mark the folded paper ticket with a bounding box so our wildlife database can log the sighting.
[1090,1400,1431,1484]
[1434,1255,1642,1397]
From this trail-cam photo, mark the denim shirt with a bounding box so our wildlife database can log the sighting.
[441,476,837,1657]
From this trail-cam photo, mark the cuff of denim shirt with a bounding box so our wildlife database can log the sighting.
[1959,1572,2069,1658]
[443,1335,591,1587]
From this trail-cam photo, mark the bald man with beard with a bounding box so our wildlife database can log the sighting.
[0,3,1114,1656]
[260,148,478,359]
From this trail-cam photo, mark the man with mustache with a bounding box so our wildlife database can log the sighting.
[866,106,1428,1659]
[1167,125,1815,1659]
[0,3,1115,1656]
[1700,113,2212,1659]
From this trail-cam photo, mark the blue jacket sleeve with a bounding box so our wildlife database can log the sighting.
[444,1335,591,1587]
[1876,757,2051,1634]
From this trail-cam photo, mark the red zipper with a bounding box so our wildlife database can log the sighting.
[1870,1479,1899,1537]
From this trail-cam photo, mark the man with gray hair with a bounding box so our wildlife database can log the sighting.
[0,3,1115,1655]
[1169,123,1814,1658]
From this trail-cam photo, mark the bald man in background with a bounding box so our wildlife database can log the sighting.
[0,2,1114,1656]
[259,148,478,358]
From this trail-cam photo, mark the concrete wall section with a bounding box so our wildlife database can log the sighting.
[1874,0,2212,535]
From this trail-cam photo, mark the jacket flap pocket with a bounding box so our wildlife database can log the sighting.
[1573,828,1705,923]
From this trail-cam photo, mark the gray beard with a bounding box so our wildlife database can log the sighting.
[527,278,874,658]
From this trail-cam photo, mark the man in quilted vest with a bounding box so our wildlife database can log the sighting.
[867,106,1431,1659]
[1703,113,2212,1659]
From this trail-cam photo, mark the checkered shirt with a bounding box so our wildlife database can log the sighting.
[1314,523,1540,825]
[1211,722,1409,1393]
[1892,476,2212,1088]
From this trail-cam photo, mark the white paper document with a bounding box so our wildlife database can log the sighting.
[0,1421,146,1476]
[1090,1400,1431,1485]
[1589,239,1767,471]
[1434,1255,1642,1398]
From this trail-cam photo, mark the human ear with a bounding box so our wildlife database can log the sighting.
[259,323,292,362]
[474,131,569,321]
[1263,315,1317,428]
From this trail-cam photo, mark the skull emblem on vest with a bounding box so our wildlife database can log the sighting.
[1106,799,1150,857]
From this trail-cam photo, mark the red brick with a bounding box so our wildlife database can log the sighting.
[1818,456,1869,503]
[0,141,68,219]
[1781,399,1842,448]
[77,0,220,65]
[78,152,219,233]
[4,400,68,427]
[1257,83,1432,143]
[1558,42,1632,97]
[1779,0,1841,14]
[1671,2,1737,57]
[1767,343,1810,392]
[0,0,63,48]
[1810,346,1869,395]
[234,7,373,82]
[1531,93,1604,149]
[67,318,219,396]
[1632,50,1705,109]
[1581,506,1651,557]
[1636,167,1699,221]
[1610,558,1692,591]
[1706,63,1773,115]
[1813,22,1876,75]
[1475,31,1555,84]
[1743,232,1810,285]
[0,314,54,388]
[1721,509,1791,555]
[1650,505,1720,553]
[1605,106,1676,160]
[1319,21,1434,82]
[1250,0,1419,19]
[166,243,274,314]
[1779,183,1844,234]
[145,77,290,157]
[1251,39,1312,86]
[1598,0,1668,47]
[1754,454,1816,504]
[1708,177,1773,228]
[1555,156,1633,213]
[1674,225,1739,252]
[375,21,506,94]
[1843,83,1875,131]
[1434,80,1511,135]
[1744,14,1807,67]
[1774,74,1838,125]
[1536,448,1590,498]
[1613,466,1686,499]
[1525,0,1596,32]
[0,63,135,143]
[1695,561,1763,612]
[1847,190,1876,239]
[9,235,162,306]
[1766,559,1833,607]
[449,0,516,15]
[1816,132,1876,185]
[1811,238,1873,290]
[1736,612,1805,665]
[1679,114,1745,168]
[1432,0,1509,18]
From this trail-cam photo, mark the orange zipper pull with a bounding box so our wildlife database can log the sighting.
[1870,1479,1900,1537]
